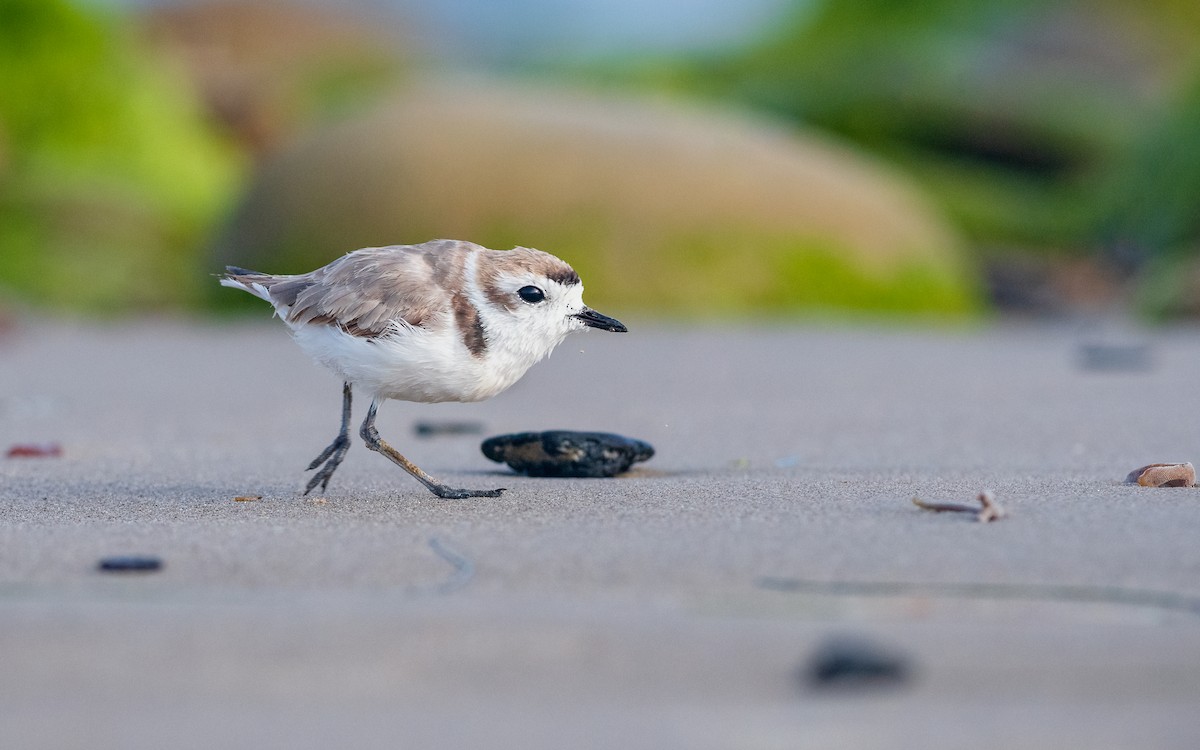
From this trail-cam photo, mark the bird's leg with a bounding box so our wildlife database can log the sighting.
[359,399,505,499]
[304,382,353,494]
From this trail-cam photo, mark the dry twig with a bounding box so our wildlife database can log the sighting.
[913,490,1005,522]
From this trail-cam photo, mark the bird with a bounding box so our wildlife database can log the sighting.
[220,239,627,499]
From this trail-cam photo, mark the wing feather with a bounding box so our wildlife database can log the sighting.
[230,241,477,337]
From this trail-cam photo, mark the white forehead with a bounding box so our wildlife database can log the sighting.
[558,280,585,306]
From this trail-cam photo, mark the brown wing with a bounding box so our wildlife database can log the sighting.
[264,240,476,337]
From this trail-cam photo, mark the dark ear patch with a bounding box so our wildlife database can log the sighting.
[482,279,519,312]
[452,294,488,357]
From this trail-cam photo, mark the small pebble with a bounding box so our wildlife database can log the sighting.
[481,431,654,478]
[97,556,163,573]
[6,442,62,458]
[1077,342,1152,372]
[1124,462,1196,487]
[805,636,911,690]
[414,421,485,438]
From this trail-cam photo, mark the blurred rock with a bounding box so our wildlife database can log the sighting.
[804,635,911,691]
[414,421,485,438]
[212,80,978,316]
[97,556,163,573]
[1076,342,1152,373]
[140,0,416,154]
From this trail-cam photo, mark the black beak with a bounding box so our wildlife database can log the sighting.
[574,307,627,333]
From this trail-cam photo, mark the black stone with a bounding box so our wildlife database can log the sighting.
[481,431,654,478]
[804,636,911,690]
[97,556,163,573]
[414,421,484,438]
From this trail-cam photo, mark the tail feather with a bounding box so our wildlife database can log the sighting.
[224,265,264,277]
[219,266,278,304]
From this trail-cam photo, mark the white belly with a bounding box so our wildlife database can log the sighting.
[291,323,537,403]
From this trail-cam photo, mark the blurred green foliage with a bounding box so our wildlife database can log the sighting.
[589,0,1200,268]
[1108,68,1200,317]
[0,0,239,311]
[1100,68,1200,260]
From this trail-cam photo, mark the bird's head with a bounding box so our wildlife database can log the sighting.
[473,247,626,360]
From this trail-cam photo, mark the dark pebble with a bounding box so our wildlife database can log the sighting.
[414,421,485,437]
[1077,342,1152,372]
[481,431,654,478]
[804,636,911,690]
[97,556,163,573]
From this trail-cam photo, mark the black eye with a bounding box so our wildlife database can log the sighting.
[517,285,545,303]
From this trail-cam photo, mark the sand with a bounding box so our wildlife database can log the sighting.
[1,318,1198,749]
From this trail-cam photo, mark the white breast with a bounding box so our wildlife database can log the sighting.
[291,322,516,402]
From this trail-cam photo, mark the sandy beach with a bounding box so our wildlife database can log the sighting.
[2,318,1198,749]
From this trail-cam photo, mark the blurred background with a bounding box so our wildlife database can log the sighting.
[3,0,1200,321]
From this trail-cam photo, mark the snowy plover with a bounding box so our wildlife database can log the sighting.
[221,239,626,498]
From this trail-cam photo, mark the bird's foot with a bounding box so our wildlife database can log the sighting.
[429,485,507,500]
[304,434,350,494]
